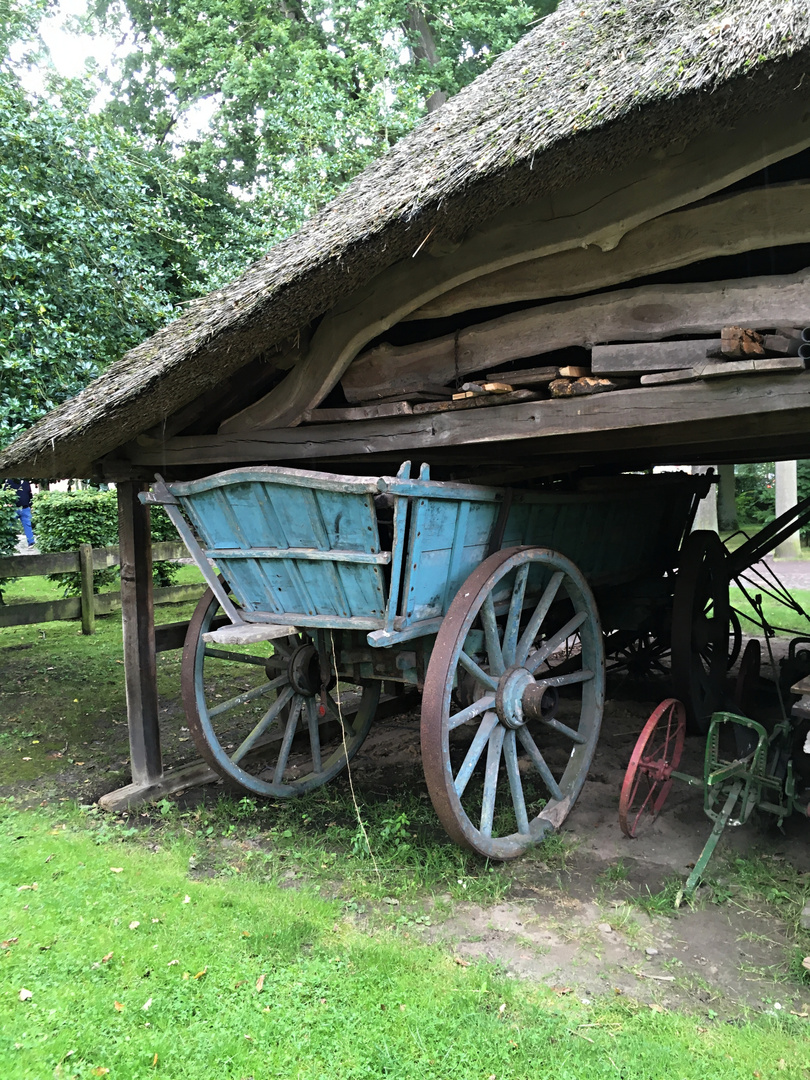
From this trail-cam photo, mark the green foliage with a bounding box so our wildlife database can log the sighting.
[33,489,179,594]
[0,487,20,601]
[0,41,208,444]
[88,0,558,285]
[735,462,810,545]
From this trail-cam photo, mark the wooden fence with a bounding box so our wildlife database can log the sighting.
[0,542,205,635]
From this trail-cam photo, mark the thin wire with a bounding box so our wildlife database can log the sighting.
[329,631,379,878]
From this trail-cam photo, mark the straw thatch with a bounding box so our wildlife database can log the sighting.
[3,0,809,478]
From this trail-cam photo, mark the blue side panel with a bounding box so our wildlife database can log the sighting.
[177,479,387,622]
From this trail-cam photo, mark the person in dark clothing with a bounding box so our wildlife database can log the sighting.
[4,479,35,546]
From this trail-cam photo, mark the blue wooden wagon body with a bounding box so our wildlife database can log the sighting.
[144,463,708,858]
[150,462,702,648]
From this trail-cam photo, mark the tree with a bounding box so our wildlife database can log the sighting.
[0,36,208,445]
[89,1,558,282]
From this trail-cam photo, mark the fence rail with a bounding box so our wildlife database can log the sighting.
[0,542,205,634]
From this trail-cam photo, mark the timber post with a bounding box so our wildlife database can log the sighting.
[99,481,163,809]
[79,543,95,635]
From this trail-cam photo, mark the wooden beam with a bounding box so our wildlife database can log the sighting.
[591,339,719,375]
[128,373,810,468]
[215,102,810,432]
[117,481,162,789]
[639,355,807,385]
[342,267,810,402]
[405,181,810,320]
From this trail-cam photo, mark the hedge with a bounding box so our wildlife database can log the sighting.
[0,487,19,601]
[33,489,180,595]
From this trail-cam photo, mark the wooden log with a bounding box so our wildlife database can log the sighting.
[719,325,764,358]
[302,401,413,423]
[484,365,559,386]
[127,374,810,468]
[640,355,808,385]
[550,377,626,398]
[79,543,95,636]
[412,389,538,414]
[763,333,801,355]
[592,339,720,375]
[558,366,590,378]
[215,103,810,431]
[406,181,810,321]
[118,481,162,789]
[342,267,810,403]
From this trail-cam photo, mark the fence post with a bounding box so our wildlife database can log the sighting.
[79,543,96,635]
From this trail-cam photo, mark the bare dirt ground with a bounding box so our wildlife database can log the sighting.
[342,664,810,1019]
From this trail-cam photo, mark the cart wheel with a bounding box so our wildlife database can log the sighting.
[619,698,686,837]
[421,546,604,860]
[182,588,379,798]
[671,530,730,734]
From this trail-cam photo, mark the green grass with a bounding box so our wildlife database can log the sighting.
[2,802,808,1080]
[730,585,810,637]
[2,563,204,606]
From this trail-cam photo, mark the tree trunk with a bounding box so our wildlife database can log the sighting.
[407,6,447,112]
[775,459,801,558]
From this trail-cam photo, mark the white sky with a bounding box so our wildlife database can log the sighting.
[39,0,118,79]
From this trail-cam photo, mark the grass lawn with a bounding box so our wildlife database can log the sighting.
[2,802,808,1080]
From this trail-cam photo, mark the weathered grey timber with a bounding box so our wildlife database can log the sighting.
[639,356,808,386]
[342,268,810,403]
[591,340,721,375]
[127,374,810,469]
[3,0,810,477]
[406,182,810,321]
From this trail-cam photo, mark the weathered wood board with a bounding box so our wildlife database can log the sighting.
[342,268,810,403]
[640,355,807,386]
[591,339,719,375]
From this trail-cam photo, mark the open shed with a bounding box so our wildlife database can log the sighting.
[2,0,810,813]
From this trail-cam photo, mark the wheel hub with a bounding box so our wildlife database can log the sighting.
[288,644,321,696]
[495,666,558,730]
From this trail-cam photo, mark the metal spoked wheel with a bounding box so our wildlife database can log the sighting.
[421,546,605,860]
[182,588,379,797]
[671,530,730,734]
[619,698,686,838]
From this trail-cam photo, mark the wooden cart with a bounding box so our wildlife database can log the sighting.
[143,463,708,858]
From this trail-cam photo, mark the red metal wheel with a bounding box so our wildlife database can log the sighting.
[619,698,686,838]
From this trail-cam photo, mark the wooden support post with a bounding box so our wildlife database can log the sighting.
[717,465,738,533]
[775,460,801,559]
[691,466,718,533]
[79,543,96,635]
[99,481,163,810]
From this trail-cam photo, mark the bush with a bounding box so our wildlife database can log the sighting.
[0,486,20,601]
[33,489,180,595]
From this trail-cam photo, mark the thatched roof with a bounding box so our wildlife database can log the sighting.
[3,0,810,478]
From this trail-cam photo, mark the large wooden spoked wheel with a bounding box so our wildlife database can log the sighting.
[671,531,730,734]
[619,698,686,838]
[421,547,605,860]
[182,588,379,797]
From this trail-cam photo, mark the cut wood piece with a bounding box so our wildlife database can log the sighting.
[485,365,560,385]
[763,334,801,355]
[342,267,810,403]
[202,623,297,645]
[558,366,590,378]
[550,377,625,398]
[640,355,807,385]
[302,401,414,423]
[720,326,764,358]
[412,389,538,414]
[481,382,513,393]
[592,339,720,375]
[214,107,810,434]
[452,390,478,400]
[406,181,810,321]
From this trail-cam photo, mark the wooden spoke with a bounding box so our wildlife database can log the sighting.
[448,694,495,731]
[515,572,564,665]
[422,547,604,860]
[516,727,563,802]
[454,711,499,798]
[182,587,378,798]
[502,730,530,836]
[503,563,530,667]
[480,725,506,838]
[231,685,295,764]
